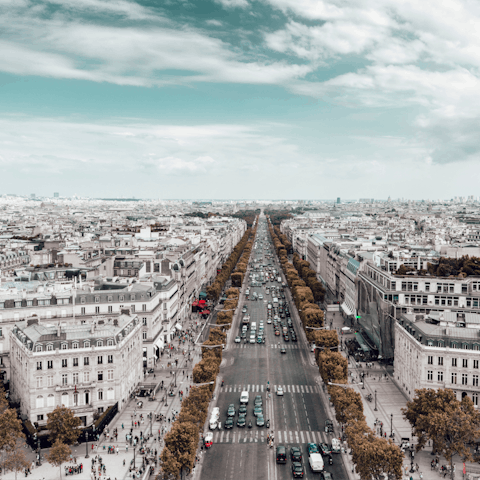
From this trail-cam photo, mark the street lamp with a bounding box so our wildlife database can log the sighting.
[410,444,415,473]
[374,390,378,411]
[37,439,41,466]
[390,413,394,438]
[85,431,89,458]
[362,372,365,390]
[164,395,167,407]
[133,444,136,468]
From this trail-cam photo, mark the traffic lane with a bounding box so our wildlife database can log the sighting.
[200,442,268,480]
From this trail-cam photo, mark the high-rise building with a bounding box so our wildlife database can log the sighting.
[30,193,35,199]
[54,192,59,198]
[336,197,341,204]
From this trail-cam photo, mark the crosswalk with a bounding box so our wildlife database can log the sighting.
[209,429,329,444]
[221,384,319,393]
[233,343,300,349]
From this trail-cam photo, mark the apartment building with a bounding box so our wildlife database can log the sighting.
[395,311,480,404]
[10,313,142,426]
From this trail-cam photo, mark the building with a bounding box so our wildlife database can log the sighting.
[395,311,480,405]
[10,314,142,427]
[54,193,59,198]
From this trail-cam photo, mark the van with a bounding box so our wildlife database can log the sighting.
[273,297,278,304]
[251,322,257,331]
[240,391,249,404]
[276,445,287,464]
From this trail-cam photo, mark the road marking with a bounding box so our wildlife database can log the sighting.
[220,431,224,443]
[300,431,305,443]
[305,431,311,443]
[277,431,282,442]
[295,431,299,443]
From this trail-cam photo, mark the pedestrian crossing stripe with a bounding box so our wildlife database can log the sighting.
[233,344,300,349]
[221,385,318,393]
[211,430,330,444]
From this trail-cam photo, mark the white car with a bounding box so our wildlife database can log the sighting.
[267,318,272,324]
[276,386,284,396]
[258,294,264,300]
[235,336,241,343]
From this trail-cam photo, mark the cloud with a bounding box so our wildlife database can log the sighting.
[155,155,215,174]
[213,0,249,8]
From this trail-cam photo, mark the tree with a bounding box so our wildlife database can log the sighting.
[328,386,364,426]
[46,440,71,480]
[46,406,82,445]
[162,421,198,480]
[312,330,339,350]
[403,389,480,478]
[318,350,348,384]
[4,447,30,480]
[0,408,25,454]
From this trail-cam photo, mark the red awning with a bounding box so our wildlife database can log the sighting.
[198,299,206,305]
[192,301,199,306]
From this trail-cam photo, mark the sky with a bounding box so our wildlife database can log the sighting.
[1,0,480,200]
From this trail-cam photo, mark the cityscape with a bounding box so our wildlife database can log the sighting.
[2,0,480,480]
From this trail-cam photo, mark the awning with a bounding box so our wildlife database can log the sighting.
[198,299,206,305]
[154,336,164,349]
[341,303,353,316]
[192,301,199,307]
[175,323,182,331]
[201,310,211,315]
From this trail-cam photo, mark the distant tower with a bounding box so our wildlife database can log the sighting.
[30,193,35,199]
[54,192,59,198]
[337,197,341,204]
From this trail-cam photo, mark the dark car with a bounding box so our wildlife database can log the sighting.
[307,443,319,454]
[291,335,297,342]
[225,417,234,429]
[237,416,246,428]
[276,445,287,464]
[290,446,302,462]
[238,405,247,416]
[319,443,332,456]
[256,414,265,427]
[227,404,236,416]
[321,472,333,480]
[325,419,334,433]
[280,346,286,354]
[254,395,263,407]
[292,462,304,478]
[284,335,289,342]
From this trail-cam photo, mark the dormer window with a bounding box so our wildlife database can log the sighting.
[84,341,90,348]
[131,295,135,301]
[108,296,113,302]
[61,343,68,350]
[47,344,53,351]
[107,339,114,346]
[95,297,100,303]
[119,296,124,302]
[80,297,86,304]
[36,345,43,352]
[72,342,79,349]
[97,340,103,347]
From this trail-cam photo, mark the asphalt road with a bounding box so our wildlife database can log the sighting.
[199,217,349,480]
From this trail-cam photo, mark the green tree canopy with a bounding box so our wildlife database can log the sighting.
[46,406,82,445]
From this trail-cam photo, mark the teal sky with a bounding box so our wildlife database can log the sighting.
[1,0,480,199]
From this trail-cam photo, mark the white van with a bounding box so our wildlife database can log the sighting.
[273,297,278,304]
[251,322,257,331]
[240,391,249,404]
[209,407,220,430]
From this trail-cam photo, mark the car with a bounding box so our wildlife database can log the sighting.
[284,335,289,342]
[256,414,265,427]
[253,405,263,417]
[245,290,250,295]
[275,330,281,336]
[257,336,263,344]
[259,294,264,300]
[291,335,297,342]
[290,447,302,462]
[249,336,256,344]
[235,336,241,343]
[238,405,247,416]
[241,332,247,339]
[325,419,334,433]
[292,462,304,478]
[242,306,247,313]
[254,395,263,406]
[321,472,333,480]
[319,443,332,456]
[267,318,272,324]
[224,417,234,429]
[227,404,236,416]
[307,443,319,454]
[237,416,246,428]
[277,386,284,396]
[203,432,213,448]
[280,347,286,354]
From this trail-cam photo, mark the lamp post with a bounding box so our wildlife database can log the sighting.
[362,372,365,390]
[133,444,136,468]
[150,413,153,437]
[37,439,41,466]
[85,431,89,458]
[374,389,378,411]
[390,413,394,438]
[164,394,167,407]
[410,445,415,473]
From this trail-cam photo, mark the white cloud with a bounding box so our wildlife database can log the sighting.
[213,0,249,8]
[156,156,215,173]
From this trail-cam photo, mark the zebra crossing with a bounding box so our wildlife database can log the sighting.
[233,343,300,349]
[221,384,319,393]
[209,429,329,445]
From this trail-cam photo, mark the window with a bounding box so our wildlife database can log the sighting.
[73,357,79,367]
[452,358,457,367]
[452,372,457,384]
[428,356,433,365]
[61,343,68,350]
[73,372,79,384]
[62,374,68,385]
[107,355,113,364]
[84,341,90,348]
[84,357,90,366]
[438,371,444,382]
[438,357,444,366]
[73,393,78,406]
[36,361,42,370]
[131,305,135,313]
[131,294,135,301]
[107,369,114,380]
[98,371,103,381]
[36,376,43,388]
[47,376,54,387]
[143,317,147,326]
[95,306,100,314]
[37,414,44,421]
[425,282,430,292]
[73,342,78,349]
[474,360,479,369]
[462,374,468,385]
[107,388,115,400]
[108,296,113,302]
[474,393,479,406]
[463,359,468,368]
[47,394,54,406]
[107,339,114,346]
[95,296,100,303]
[36,396,44,408]
[119,295,124,302]
[62,392,69,407]
[47,344,53,351]
[142,304,147,312]
[62,359,67,368]
[108,306,113,313]
[474,375,479,387]
[36,345,43,352]
[83,371,90,383]
[47,360,53,369]
[143,331,147,340]
[81,307,86,315]
[452,343,458,349]
[427,371,433,381]
[97,340,103,347]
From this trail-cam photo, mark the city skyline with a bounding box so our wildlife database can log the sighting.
[1,0,480,199]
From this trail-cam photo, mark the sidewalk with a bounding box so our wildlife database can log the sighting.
[1,317,208,480]
[328,308,480,480]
